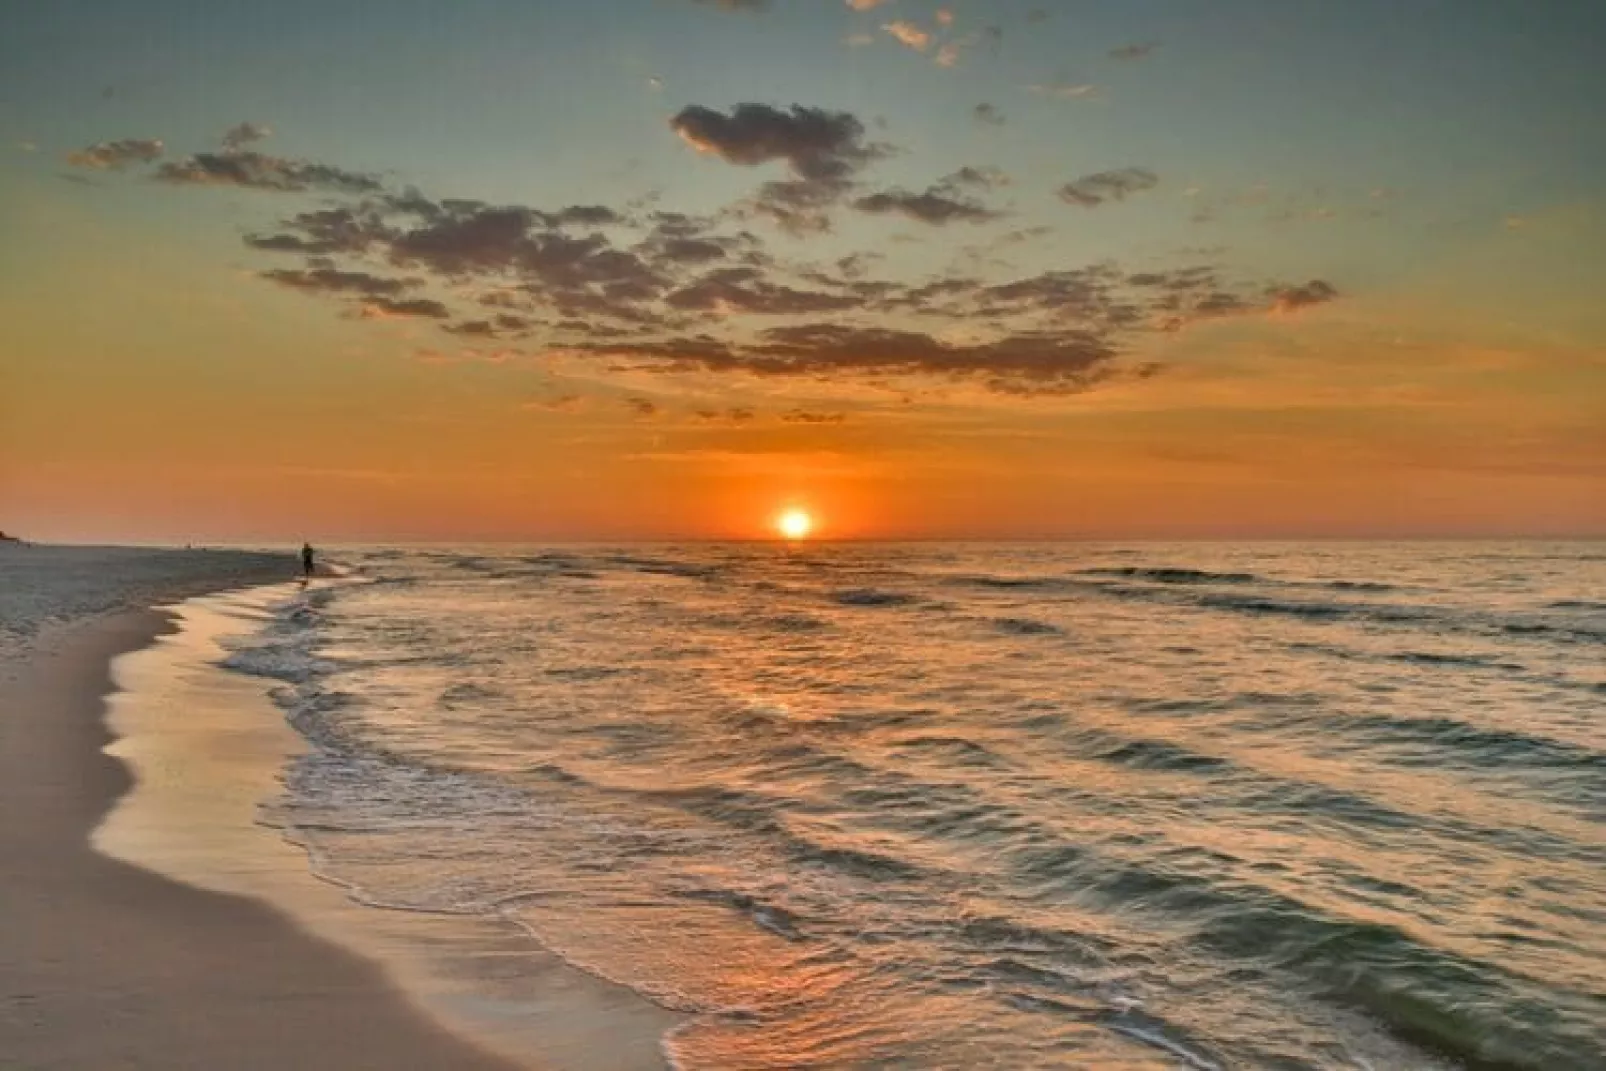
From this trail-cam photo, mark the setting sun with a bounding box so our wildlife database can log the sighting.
[776,509,814,541]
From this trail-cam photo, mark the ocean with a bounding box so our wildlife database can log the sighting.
[214,543,1603,1069]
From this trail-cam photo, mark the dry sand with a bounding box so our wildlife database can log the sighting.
[0,546,517,1069]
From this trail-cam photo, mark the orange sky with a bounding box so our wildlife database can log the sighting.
[2,2,1603,541]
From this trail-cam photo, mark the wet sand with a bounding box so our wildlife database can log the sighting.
[0,547,518,1069]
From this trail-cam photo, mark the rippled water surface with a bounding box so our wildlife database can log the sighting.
[231,543,1605,1069]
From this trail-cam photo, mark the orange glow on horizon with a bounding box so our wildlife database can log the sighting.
[776,508,814,540]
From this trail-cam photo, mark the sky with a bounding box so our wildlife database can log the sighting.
[2,0,1603,542]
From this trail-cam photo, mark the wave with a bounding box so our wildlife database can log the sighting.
[1076,566,1260,585]
[954,573,1062,590]
[831,587,919,607]
[991,616,1061,636]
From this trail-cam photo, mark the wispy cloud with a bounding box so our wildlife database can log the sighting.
[1057,167,1159,207]
[883,20,931,52]
[1028,82,1098,100]
[65,138,164,170]
[1108,42,1159,61]
[973,102,1006,127]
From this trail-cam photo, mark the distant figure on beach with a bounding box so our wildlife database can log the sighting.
[301,542,316,580]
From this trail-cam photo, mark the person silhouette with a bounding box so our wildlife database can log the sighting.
[301,542,316,580]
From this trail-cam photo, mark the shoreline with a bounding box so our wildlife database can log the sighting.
[0,557,519,1068]
[93,582,681,1070]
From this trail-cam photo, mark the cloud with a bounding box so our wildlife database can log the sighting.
[935,8,954,26]
[666,266,863,314]
[670,103,884,183]
[65,138,164,170]
[693,406,756,423]
[360,296,451,319]
[261,263,416,298]
[1269,280,1339,312]
[781,409,847,423]
[527,393,583,411]
[845,0,892,9]
[221,122,272,150]
[155,151,382,193]
[883,20,931,52]
[1029,83,1098,99]
[576,323,1126,394]
[76,124,1340,398]
[973,103,1006,127]
[1057,168,1159,207]
[1108,42,1158,61]
[670,102,890,236]
[625,396,660,417]
[853,167,1007,226]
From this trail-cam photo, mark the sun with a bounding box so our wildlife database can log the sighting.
[776,508,814,541]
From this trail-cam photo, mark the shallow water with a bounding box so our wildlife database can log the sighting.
[228,543,1605,1069]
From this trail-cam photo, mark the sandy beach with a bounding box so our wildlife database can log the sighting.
[0,546,517,1070]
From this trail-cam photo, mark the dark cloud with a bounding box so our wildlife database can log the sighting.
[671,103,884,182]
[246,206,389,255]
[65,138,164,170]
[853,166,1006,226]
[625,396,660,417]
[670,104,888,233]
[574,323,1122,393]
[973,103,1006,127]
[853,187,1002,225]
[666,266,863,314]
[442,319,498,337]
[693,407,756,423]
[155,151,382,193]
[1269,280,1339,312]
[261,263,415,298]
[781,409,846,424]
[221,122,272,151]
[361,296,451,319]
[1057,168,1159,208]
[77,124,1340,398]
[1108,42,1158,61]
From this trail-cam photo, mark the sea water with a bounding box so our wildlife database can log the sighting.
[220,543,1605,1069]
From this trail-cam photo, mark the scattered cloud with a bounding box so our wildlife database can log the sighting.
[883,20,931,52]
[75,122,1339,398]
[527,393,583,411]
[359,296,451,319]
[221,122,272,150]
[1269,280,1339,312]
[693,406,756,423]
[1108,42,1158,61]
[155,150,381,193]
[973,102,1006,126]
[845,0,892,9]
[1029,83,1098,100]
[782,409,847,423]
[261,262,415,298]
[935,8,954,26]
[670,103,884,183]
[671,103,888,234]
[853,167,1007,226]
[1057,167,1159,207]
[65,138,164,170]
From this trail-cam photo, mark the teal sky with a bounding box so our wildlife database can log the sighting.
[2,0,1603,541]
